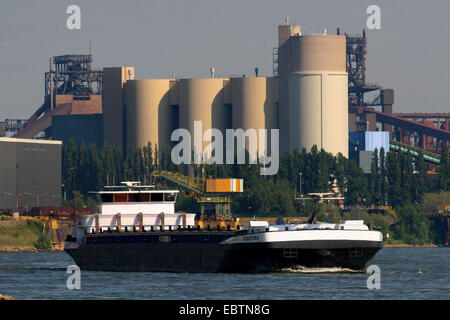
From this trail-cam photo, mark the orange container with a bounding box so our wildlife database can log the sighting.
[205,179,244,192]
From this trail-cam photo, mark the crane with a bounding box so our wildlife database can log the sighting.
[151,170,243,219]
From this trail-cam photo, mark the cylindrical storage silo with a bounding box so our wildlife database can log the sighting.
[125,79,172,154]
[288,35,348,157]
[178,78,227,163]
[231,77,277,161]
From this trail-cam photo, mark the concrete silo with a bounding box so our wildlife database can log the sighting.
[278,24,301,153]
[125,79,172,154]
[103,67,135,148]
[178,78,227,162]
[288,34,348,157]
[231,77,277,161]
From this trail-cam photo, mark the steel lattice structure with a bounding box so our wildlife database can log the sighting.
[44,54,103,101]
[338,28,382,109]
[4,119,28,133]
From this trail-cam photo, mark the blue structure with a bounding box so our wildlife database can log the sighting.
[349,131,389,153]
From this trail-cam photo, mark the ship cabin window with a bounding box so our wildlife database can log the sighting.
[101,192,173,203]
[164,192,176,202]
[113,193,128,203]
[100,194,114,203]
[128,193,150,203]
[151,193,164,202]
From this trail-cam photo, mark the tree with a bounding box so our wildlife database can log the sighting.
[386,151,402,207]
[318,148,333,192]
[77,142,88,195]
[344,159,368,205]
[143,142,154,184]
[438,144,449,191]
[87,143,102,192]
[414,150,428,202]
[100,143,116,186]
[400,151,414,205]
[393,204,430,244]
[369,148,382,206]
[379,147,387,205]
[62,138,78,197]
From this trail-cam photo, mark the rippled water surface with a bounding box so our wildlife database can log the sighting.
[0,248,449,299]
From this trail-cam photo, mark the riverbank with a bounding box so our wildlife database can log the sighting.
[0,294,16,300]
[0,219,52,252]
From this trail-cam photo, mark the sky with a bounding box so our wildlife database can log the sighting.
[0,0,449,120]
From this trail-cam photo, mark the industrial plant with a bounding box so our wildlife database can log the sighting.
[104,25,350,160]
[0,23,449,209]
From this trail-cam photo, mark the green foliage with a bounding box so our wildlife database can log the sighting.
[420,191,450,213]
[438,144,449,191]
[414,150,428,203]
[344,159,368,205]
[27,219,44,232]
[0,220,50,250]
[175,192,199,213]
[61,141,449,244]
[315,203,341,223]
[369,148,382,205]
[33,233,52,250]
[391,204,430,245]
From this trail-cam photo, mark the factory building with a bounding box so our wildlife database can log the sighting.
[2,55,104,149]
[52,114,103,148]
[0,137,62,209]
[4,23,448,178]
[349,131,390,173]
[102,24,349,164]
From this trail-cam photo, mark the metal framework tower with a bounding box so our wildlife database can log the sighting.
[338,28,382,110]
[4,54,104,138]
[44,54,103,109]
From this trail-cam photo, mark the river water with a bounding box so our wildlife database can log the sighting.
[0,248,448,300]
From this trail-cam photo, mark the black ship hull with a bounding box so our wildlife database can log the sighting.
[65,231,382,273]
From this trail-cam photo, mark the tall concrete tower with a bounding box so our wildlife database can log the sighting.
[178,78,228,162]
[288,34,348,157]
[278,24,348,157]
[278,24,301,153]
[231,77,277,161]
[103,67,135,149]
[125,79,174,154]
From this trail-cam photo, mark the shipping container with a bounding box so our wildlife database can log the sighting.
[205,179,243,193]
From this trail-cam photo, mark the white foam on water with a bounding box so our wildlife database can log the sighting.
[279,265,363,274]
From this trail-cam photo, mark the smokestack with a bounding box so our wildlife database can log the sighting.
[210,67,215,78]
[254,67,259,77]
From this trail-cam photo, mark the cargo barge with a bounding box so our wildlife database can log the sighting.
[64,182,383,272]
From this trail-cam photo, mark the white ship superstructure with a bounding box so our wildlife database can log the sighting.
[70,182,196,244]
